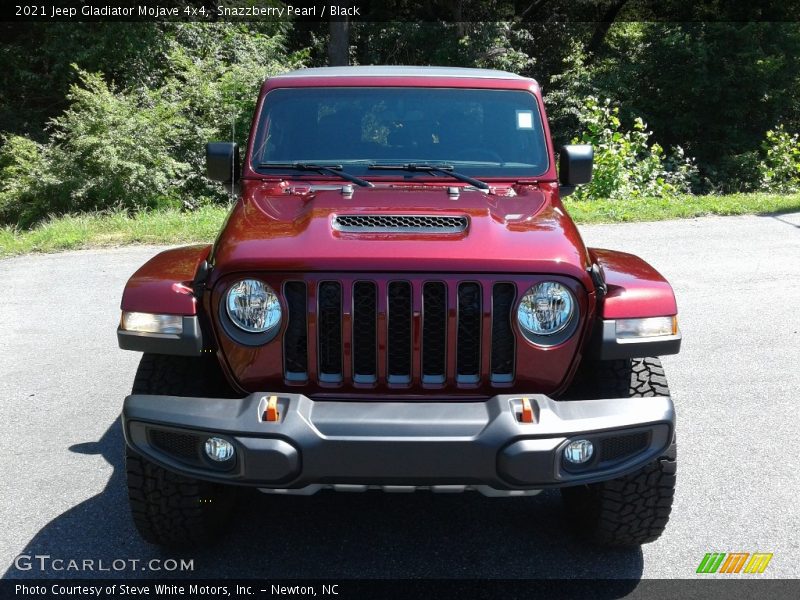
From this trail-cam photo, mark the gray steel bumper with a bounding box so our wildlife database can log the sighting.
[122,393,674,491]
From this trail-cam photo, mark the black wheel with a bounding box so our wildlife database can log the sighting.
[125,353,239,547]
[560,357,677,546]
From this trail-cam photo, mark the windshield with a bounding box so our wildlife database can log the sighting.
[252,87,549,178]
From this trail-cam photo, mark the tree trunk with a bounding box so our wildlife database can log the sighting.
[585,0,629,61]
[328,18,350,66]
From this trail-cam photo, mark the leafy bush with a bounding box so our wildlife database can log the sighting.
[155,23,307,205]
[759,125,800,193]
[569,97,697,201]
[0,70,189,228]
[56,71,190,208]
[710,151,762,194]
[0,23,306,228]
[0,135,43,225]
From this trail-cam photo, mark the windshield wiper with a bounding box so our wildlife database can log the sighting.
[258,162,374,187]
[367,163,489,190]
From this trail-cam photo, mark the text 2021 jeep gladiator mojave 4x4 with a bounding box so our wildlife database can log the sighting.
[117,66,680,548]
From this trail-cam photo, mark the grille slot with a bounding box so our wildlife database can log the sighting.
[283,281,308,381]
[352,281,378,383]
[387,281,412,384]
[491,283,516,383]
[333,214,468,233]
[149,429,201,462]
[280,277,518,388]
[422,282,447,384]
[600,431,651,462]
[317,281,343,383]
[456,282,482,383]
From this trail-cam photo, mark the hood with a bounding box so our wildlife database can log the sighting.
[210,180,591,285]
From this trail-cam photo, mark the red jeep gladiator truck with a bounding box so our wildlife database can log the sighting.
[117,66,680,548]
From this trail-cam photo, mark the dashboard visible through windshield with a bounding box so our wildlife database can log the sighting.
[252,87,549,178]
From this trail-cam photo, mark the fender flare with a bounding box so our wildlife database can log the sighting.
[588,248,680,359]
[590,248,677,318]
[118,245,211,355]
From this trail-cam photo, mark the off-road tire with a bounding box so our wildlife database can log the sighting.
[560,357,677,546]
[131,353,239,399]
[126,353,239,547]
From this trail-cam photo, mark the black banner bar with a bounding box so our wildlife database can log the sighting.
[3,579,800,600]
[2,0,800,23]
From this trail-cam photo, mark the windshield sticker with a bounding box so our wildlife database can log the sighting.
[516,110,533,129]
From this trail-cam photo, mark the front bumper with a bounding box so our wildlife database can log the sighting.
[122,392,674,492]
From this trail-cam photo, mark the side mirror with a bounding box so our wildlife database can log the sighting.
[558,144,593,196]
[206,142,240,183]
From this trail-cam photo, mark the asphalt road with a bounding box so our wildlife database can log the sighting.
[1,212,799,581]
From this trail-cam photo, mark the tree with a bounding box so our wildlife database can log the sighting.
[589,22,800,189]
[328,19,350,66]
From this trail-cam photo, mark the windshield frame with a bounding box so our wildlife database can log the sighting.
[247,86,552,181]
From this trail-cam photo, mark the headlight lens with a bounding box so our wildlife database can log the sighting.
[517,281,575,337]
[225,279,281,333]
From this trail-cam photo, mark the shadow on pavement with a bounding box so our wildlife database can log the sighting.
[4,418,644,586]
[768,213,800,228]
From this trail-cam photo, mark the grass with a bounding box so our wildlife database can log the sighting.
[2,193,799,258]
[563,192,800,224]
[0,205,228,257]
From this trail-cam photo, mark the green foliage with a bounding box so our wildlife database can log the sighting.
[759,126,800,193]
[570,97,697,201]
[0,23,305,227]
[4,18,800,226]
[0,69,190,228]
[155,23,307,203]
[545,41,598,150]
[584,22,800,191]
[0,135,44,225]
[0,23,167,138]
[52,70,190,211]
[350,22,534,74]
[712,151,762,193]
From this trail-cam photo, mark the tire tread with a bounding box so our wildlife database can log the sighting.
[126,353,237,547]
[561,357,677,546]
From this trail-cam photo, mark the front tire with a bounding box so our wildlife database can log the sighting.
[125,354,239,547]
[561,357,677,546]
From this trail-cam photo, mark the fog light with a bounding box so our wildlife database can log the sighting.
[204,437,235,462]
[564,439,594,464]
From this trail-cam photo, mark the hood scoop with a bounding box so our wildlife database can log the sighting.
[332,214,469,234]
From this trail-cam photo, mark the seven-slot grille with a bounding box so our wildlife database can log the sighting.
[282,278,516,387]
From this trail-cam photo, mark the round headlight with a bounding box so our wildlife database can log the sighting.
[225,279,281,333]
[517,281,575,337]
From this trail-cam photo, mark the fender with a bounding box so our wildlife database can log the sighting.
[120,245,211,315]
[118,245,211,356]
[590,248,677,318]
[588,248,681,359]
